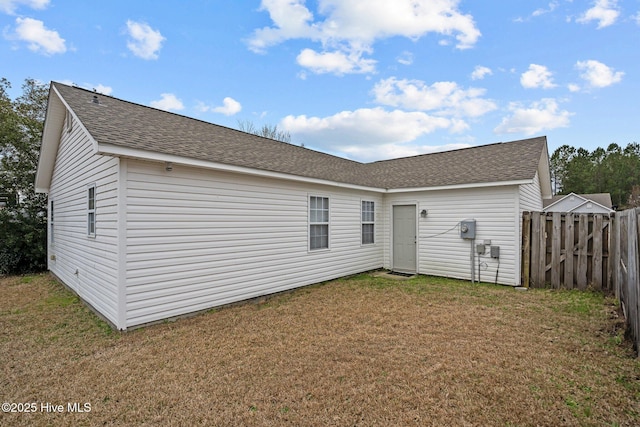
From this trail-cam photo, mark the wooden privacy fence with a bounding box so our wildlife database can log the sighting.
[521,211,611,291]
[609,208,640,354]
[521,209,640,354]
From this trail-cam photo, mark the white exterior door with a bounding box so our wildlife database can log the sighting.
[393,205,416,273]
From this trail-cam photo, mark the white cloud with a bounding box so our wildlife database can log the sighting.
[125,20,165,60]
[575,59,623,88]
[10,17,66,55]
[93,84,113,96]
[576,0,620,28]
[248,0,319,53]
[633,11,640,25]
[340,142,471,162]
[213,97,242,116]
[532,1,558,17]
[56,81,113,95]
[150,93,184,112]
[248,0,480,74]
[281,108,453,152]
[494,98,572,135]
[372,77,497,118]
[197,97,242,116]
[568,83,581,92]
[471,65,492,80]
[520,64,556,89]
[0,0,48,14]
[296,48,376,74]
[397,51,413,66]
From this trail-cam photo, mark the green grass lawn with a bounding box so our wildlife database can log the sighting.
[1,272,639,426]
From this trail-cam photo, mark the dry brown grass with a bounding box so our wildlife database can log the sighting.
[1,272,639,426]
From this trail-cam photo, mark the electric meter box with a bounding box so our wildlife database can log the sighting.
[490,245,500,258]
[460,220,476,239]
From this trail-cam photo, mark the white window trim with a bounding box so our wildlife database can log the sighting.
[87,184,96,237]
[308,194,330,251]
[361,200,375,245]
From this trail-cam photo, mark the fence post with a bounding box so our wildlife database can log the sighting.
[577,215,589,290]
[593,214,603,290]
[531,213,541,287]
[628,210,639,353]
[612,212,620,300]
[551,212,562,288]
[564,213,574,289]
[522,212,531,288]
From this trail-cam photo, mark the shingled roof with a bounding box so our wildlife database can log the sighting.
[48,82,548,190]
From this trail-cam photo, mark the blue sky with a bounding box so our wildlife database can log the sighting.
[1,0,638,162]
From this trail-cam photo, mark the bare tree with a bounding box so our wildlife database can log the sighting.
[237,120,291,144]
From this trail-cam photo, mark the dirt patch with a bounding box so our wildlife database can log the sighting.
[1,273,639,426]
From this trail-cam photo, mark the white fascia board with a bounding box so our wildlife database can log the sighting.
[97,143,386,193]
[35,88,65,193]
[569,198,614,214]
[385,179,531,193]
[538,142,553,199]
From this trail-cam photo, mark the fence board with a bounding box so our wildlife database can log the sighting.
[522,212,531,288]
[577,215,589,290]
[530,213,541,287]
[551,212,562,288]
[629,210,639,353]
[593,214,603,290]
[564,213,574,289]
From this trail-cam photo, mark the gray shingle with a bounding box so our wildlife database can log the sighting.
[53,82,546,190]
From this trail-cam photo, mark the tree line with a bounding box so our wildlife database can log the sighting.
[0,78,48,274]
[550,143,640,209]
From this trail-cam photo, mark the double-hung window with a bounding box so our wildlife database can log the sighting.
[361,201,375,244]
[87,185,96,237]
[309,196,329,250]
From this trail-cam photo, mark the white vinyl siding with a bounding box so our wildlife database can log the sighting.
[362,200,375,244]
[383,185,520,286]
[519,171,543,213]
[124,160,383,328]
[47,112,120,326]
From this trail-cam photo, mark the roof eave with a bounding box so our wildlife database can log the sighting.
[97,143,386,193]
[35,85,65,193]
[385,179,533,193]
[537,138,553,199]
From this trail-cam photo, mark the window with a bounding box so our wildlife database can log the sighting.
[87,185,96,236]
[309,196,329,250]
[50,200,54,243]
[362,201,375,244]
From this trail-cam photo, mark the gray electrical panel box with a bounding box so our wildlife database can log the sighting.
[490,245,500,258]
[460,220,476,239]
[476,244,486,254]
